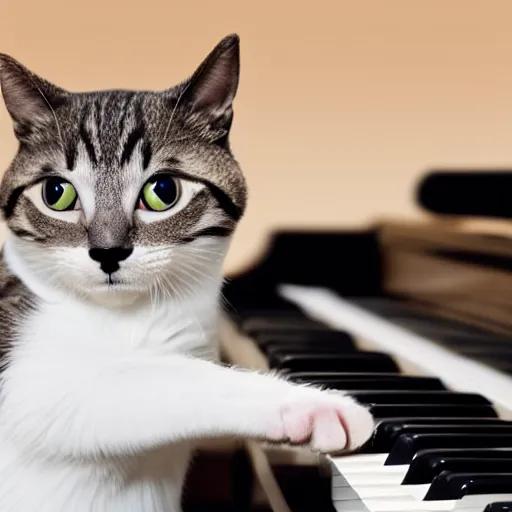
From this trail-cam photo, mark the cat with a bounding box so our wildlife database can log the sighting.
[0,34,374,511]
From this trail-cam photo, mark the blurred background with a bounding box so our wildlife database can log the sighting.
[1,0,511,273]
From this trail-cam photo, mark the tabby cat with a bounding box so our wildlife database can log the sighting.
[0,34,374,511]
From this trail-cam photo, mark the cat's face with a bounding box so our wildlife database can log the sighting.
[0,35,246,306]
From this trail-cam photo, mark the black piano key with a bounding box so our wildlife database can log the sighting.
[473,356,512,375]
[367,423,512,454]
[460,351,512,367]
[354,299,512,349]
[384,310,483,331]
[255,331,356,349]
[350,298,430,318]
[229,302,306,325]
[385,434,512,466]
[424,472,512,501]
[368,418,508,454]
[243,320,329,337]
[250,329,354,346]
[287,373,447,390]
[349,390,491,406]
[236,308,305,320]
[412,447,512,462]
[242,315,324,327]
[370,404,498,420]
[444,339,512,353]
[353,300,484,335]
[485,503,512,512]
[265,345,357,366]
[403,456,512,485]
[271,352,400,372]
[392,319,477,337]
[465,349,512,359]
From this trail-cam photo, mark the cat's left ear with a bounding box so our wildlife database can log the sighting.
[183,34,240,127]
[0,54,69,138]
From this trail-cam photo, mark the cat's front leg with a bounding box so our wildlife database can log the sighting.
[0,353,374,459]
[174,359,375,453]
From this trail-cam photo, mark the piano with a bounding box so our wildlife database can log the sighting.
[206,170,512,511]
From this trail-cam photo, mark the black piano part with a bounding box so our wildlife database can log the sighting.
[417,169,512,219]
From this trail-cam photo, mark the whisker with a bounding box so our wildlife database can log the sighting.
[174,265,203,288]
[171,275,208,349]
[177,261,213,280]
[178,260,217,282]
[144,246,174,256]
[183,246,225,257]
[29,80,66,155]
[163,82,193,141]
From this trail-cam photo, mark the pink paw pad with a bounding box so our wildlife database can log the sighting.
[268,392,375,453]
[280,403,348,452]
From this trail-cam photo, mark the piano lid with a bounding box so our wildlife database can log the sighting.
[418,169,512,220]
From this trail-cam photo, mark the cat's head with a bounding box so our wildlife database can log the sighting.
[0,34,246,306]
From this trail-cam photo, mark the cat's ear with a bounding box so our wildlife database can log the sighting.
[183,34,240,125]
[0,54,68,137]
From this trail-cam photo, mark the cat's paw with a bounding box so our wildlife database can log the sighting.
[268,389,375,453]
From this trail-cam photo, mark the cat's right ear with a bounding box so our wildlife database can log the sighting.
[181,34,240,127]
[0,54,68,138]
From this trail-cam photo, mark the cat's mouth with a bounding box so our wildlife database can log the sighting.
[88,278,144,307]
[91,279,142,295]
[88,273,145,296]
[91,275,127,289]
[107,275,119,286]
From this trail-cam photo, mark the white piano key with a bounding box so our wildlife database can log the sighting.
[336,493,512,512]
[331,453,389,466]
[332,463,400,478]
[341,471,407,486]
[454,495,512,510]
[333,499,369,512]
[332,463,409,488]
[333,483,430,500]
[334,508,451,512]
[331,457,409,483]
[335,495,457,511]
[334,490,512,511]
[332,448,512,486]
[333,460,404,471]
[454,494,512,509]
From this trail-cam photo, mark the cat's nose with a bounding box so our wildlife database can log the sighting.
[89,247,133,274]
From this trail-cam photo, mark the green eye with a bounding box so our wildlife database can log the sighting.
[42,179,78,211]
[140,175,180,212]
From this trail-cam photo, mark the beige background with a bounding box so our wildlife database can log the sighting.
[1,1,511,274]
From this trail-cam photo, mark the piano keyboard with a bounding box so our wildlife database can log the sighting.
[219,284,512,512]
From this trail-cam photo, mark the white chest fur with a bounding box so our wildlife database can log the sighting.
[22,292,220,359]
[0,296,221,512]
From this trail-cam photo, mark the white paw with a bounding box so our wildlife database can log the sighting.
[268,388,375,453]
